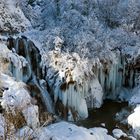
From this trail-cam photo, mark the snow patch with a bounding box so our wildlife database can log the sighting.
[45,122,116,140]
[112,129,127,139]
[128,105,140,138]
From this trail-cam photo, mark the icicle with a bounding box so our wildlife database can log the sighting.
[129,69,134,88]
[22,39,32,82]
[98,65,105,90]
[61,90,67,107]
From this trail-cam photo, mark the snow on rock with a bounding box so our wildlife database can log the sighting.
[37,122,116,140]
[16,126,33,140]
[127,77,140,138]
[0,73,40,130]
[128,136,137,140]
[89,127,116,140]
[1,0,140,139]
[40,122,116,140]
[0,40,40,134]
[34,122,116,140]
[1,75,31,111]
[128,105,140,139]
[112,129,127,139]
[0,42,11,74]
[22,105,40,129]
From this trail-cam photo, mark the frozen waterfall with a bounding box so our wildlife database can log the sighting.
[5,36,139,121]
[7,36,54,113]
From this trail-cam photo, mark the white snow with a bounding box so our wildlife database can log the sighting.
[128,105,140,138]
[44,122,116,140]
[1,76,31,111]
[0,73,40,130]
[112,129,127,139]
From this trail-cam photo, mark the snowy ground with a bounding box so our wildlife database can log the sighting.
[46,122,116,140]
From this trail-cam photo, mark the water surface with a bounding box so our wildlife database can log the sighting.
[76,99,129,135]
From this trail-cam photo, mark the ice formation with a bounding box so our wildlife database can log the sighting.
[40,36,139,120]
[6,36,54,113]
[41,41,104,120]
[7,37,41,82]
[1,33,138,121]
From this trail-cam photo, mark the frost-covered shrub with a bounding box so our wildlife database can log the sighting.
[0,0,31,32]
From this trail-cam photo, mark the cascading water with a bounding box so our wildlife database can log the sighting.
[7,36,54,113]
[7,37,41,82]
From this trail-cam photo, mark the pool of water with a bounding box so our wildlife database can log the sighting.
[76,99,130,135]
